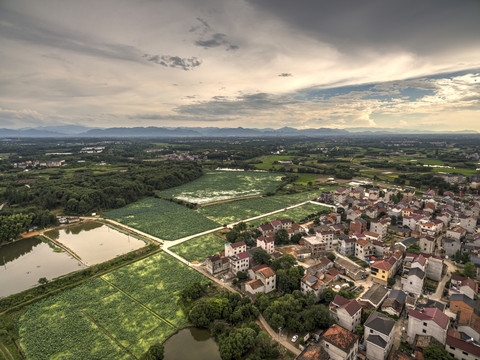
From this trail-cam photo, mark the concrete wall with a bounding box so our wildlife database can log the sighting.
[407,316,447,345]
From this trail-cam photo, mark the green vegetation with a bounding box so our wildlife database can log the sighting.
[105,198,221,240]
[170,233,227,263]
[158,171,283,204]
[17,252,210,359]
[246,203,331,227]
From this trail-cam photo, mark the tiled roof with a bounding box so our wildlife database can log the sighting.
[246,279,264,290]
[446,329,480,357]
[250,264,267,272]
[360,284,389,307]
[460,277,476,291]
[364,311,395,336]
[372,259,392,271]
[344,299,362,316]
[450,293,476,308]
[367,334,387,349]
[321,324,358,353]
[388,290,407,304]
[415,255,426,266]
[296,344,330,360]
[408,267,425,280]
[408,308,449,329]
[257,267,275,278]
[230,241,246,248]
[357,239,369,246]
[458,311,480,333]
[237,251,249,260]
[332,294,350,307]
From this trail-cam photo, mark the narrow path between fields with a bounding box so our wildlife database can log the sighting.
[80,309,137,359]
[100,277,177,329]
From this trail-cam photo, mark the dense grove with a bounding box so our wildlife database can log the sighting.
[1,162,202,216]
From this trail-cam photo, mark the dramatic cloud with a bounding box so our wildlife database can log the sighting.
[0,0,479,130]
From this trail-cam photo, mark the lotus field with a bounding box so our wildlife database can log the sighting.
[158,171,283,204]
[18,252,210,359]
[105,197,221,240]
[170,233,227,263]
[246,202,332,227]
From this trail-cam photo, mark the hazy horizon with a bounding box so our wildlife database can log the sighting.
[1,0,479,131]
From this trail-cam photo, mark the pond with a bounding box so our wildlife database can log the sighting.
[163,327,221,360]
[44,221,146,266]
[0,237,85,298]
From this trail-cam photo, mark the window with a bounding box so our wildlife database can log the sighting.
[326,344,329,348]
[423,322,427,327]
[370,329,373,334]
[422,329,426,334]
[449,346,455,350]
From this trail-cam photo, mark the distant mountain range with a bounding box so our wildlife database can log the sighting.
[0,125,477,138]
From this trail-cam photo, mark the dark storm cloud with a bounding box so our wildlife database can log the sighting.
[246,0,480,54]
[175,93,299,116]
[191,18,238,51]
[0,8,143,62]
[143,54,201,71]
[278,73,292,77]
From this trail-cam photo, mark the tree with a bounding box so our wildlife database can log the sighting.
[464,262,476,279]
[355,325,364,337]
[423,344,454,360]
[38,277,49,286]
[326,253,336,261]
[387,277,396,287]
[252,248,271,265]
[141,343,164,360]
[274,229,289,245]
[320,288,336,303]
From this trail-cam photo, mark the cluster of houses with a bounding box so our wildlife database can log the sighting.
[11,159,65,169]
[203,185,480,359]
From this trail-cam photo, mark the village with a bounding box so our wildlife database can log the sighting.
[203,185,480,360]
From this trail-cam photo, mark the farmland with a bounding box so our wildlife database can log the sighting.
[18,252,209,359]
[158,171,283,204]
[246,202,332,228]
[105,198,221,240]
[170,233,227,263]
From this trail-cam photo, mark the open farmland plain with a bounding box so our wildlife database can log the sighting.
[105,198,221,240]
[157,171,283,204]
[17,252,209,360]
[169,233,227,263]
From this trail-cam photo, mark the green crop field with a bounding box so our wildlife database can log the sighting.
[105,197,221,240]
[198,196,287,224]
[158,171,283,204]
[170,233,227,263]
[18,252,209,360]
[246,203,332,228]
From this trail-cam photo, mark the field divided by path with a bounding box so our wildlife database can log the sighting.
[18,252,209,360]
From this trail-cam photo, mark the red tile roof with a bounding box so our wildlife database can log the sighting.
[257,267,275,278]
[321,324,358,352]
[246,279,264,290]
[237,252,249,260]
[409,308,449,329]
[446,329,480,357]
[230,241,246,248]
[372,260,392,271]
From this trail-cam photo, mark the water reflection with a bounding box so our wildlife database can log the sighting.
[163,328,221,360]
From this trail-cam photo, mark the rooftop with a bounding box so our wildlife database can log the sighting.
[360,284,389,307]
[364,311,395,336]
[408,308,449,329]
[321,324,358,353]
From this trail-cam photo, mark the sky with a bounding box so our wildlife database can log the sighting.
[0,0,480,131]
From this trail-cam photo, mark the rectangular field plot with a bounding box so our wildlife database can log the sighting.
[246,203,332,227]
[102,252,209,327]
[170,233,227,263]
[83,292,174,357]
[105,197,221,240]
[198,196,287,224]
[158,171,283,204]
[18,252,210,360]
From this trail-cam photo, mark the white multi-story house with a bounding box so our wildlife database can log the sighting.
[338,237,356,256]
[256,236,274,254]
[370,219,390,238]
[407,308,449,345]
[364,311,395,360]
[225,241,247,257]
[460,215,477,233]
[229,252,249,274]
[355,239,374,261]
[329,295,362,332]
[401,267,425,296]
[245,266,276,295]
